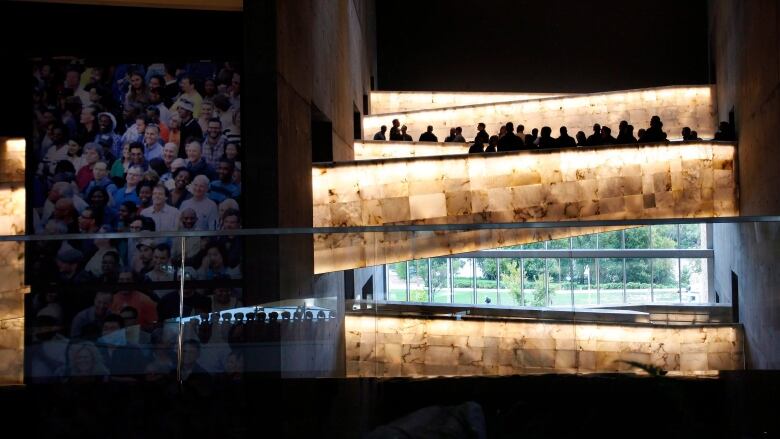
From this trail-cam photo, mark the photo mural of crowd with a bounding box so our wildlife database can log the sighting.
[27,60,244,378]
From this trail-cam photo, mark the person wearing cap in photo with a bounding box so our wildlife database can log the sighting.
[162,157,187,191]
[54,244,93,283]
[176,98,203,154]
[171,75,203,116]
[131,237,157,278]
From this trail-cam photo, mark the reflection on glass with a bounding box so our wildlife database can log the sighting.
[387,262,407,301]
[547,258,572,307]
[523,241,545,250]
[679,224,704,249]
[523,258,546,306]
[625,258,651,303]
[430,258,450,303]
[625,226,651,249]
[572,258,597,306]
[547,237,570,250]
[680,258,707,303]
[451,258,473,304]
[572,233,597,249]
[598,231,623,249]
[475,258,498,305]
[408,260,428,302]
[498,258,522,306]
[653,258,680,302]
[599,258,624,304]
[651,225,678,249]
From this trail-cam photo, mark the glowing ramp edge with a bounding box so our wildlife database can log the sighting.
[312,142,738,273]
[370,91,568,115]
[363,85,716,144]
[355,140,471,160]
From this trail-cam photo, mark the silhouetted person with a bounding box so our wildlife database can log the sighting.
[452,127,466,142]
[529,128,539,146]
[639,115,667,142]
[714,121,736,141]
[637,128,646,141]
[616,124,637,144]
[516,124,525,140]
[586,124,602,146]
[690,130,701,140]
[419,125,438,142]
[498,125,507,138]
[681,126,693,141]
[373,125,387,140]
[444,127,457,142]
[475,123,489,144]
[485,135,499,152]
[618,120,628,137]
[600,126,617,145]
[556,126,576,147]
[400,125,413,141]
[537,126,556,148]
[576,131,587,146]
[497,122,523,151]
[389,119,402,140]
[468,141,484,154]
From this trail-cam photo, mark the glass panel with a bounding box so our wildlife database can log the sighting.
[547,258,572,306]
[386,262,407,301]
[475,258,498,305]
[522,241,545,250]
[598,258,624,304]
[680,258,707,303]
[597,231,623,249]
[498,244,523,250]
[651,225,678,249]
[679,224,704,249]
[408,259,428,302]
[430,258,451,303]
[572,233,597,249]
[572,258,597,306]
[625,226,651,249]
[522,258,547,306]
[498,258,522,306]
[625,258,651,303]
[451,258,473,304]
[547,237,570,250]
[652,258,680,302]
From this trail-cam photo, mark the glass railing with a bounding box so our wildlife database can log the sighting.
[5,216,776,385]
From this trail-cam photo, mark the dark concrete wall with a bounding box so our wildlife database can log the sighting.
[710,0,780,215]
[710,0,780,369]
[244,0,375,376]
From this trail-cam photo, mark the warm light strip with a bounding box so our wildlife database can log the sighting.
[312,142,738,273]
[363,85,716,143]
[355,140,471,160]
[370,91,567,114]
[345,315,743,377]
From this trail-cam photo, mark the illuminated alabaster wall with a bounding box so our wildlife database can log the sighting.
[345,315,744,377]
[355,140,471,160]
[363,85,716,143]
[370,91,566,114]
[0,138,26,386]
[312,142,738,273]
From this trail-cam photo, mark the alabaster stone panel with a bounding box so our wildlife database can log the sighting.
[313,143,738,273]
[0,318,23,385]
[355,140,471,160]
[364,86,717,142]
[369,91,565,114]
[344,316,744,378]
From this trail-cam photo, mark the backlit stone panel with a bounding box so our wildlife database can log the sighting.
[313,142,738,273]
[345,315,744,377]
[370,91,565,114]
[364,86,716,143]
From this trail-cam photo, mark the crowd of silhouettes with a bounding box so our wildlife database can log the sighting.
[373,116,738,154]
